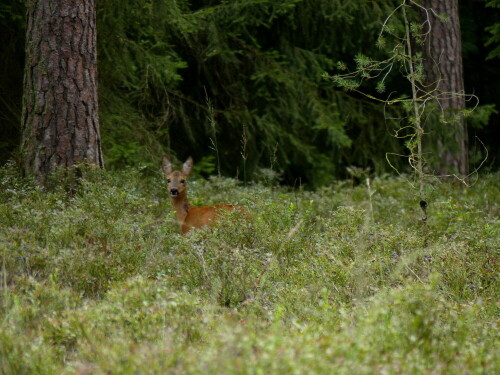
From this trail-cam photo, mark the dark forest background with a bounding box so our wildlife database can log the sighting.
[1,0,499,187]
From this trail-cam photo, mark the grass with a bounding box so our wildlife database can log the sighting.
[0,162,498,374]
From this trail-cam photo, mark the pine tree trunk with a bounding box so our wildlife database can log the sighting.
[21,0,103,182]
[420,0,468,177]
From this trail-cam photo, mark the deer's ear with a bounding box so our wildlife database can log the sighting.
[182,157,193,176]
[162,156,173,176]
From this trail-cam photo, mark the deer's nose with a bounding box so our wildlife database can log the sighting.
[170,188,179,196]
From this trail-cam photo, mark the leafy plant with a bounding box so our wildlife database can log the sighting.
[1,163,498,373]
[327,1,484,230]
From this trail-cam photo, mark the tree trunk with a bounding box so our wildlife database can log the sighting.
[420,0,468,177]
[21,0,103,183]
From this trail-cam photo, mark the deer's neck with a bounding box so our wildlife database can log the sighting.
[170,192,190,226]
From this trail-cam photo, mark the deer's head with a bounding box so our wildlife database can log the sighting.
[162,156,193,197]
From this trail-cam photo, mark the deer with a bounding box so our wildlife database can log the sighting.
[162,156,246,234]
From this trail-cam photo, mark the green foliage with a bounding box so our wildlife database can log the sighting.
[485,0,500,59]
[94,0,398,185]
[327,0,495,205]
[1,165,498,373]
[1,0,498,182]
[465,104,497,129]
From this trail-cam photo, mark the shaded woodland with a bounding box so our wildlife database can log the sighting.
[1,0,499,186]
[1,2,499,373]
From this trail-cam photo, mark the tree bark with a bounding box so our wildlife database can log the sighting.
[420,0,468,177]
[21,0,103,183]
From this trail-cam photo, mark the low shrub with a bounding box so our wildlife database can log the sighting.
[1,164,498,373]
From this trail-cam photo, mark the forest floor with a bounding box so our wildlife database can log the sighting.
[0,164,498,374]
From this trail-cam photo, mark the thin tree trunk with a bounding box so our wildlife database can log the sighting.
[420,0,468,177]
[21,0,103,182]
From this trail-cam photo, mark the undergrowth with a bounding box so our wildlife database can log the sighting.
[0,163,498,374]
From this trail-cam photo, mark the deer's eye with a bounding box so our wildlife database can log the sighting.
[180,179,185,184]
[167,179,171,183]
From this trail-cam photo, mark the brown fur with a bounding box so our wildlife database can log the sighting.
[162,156,245,234]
